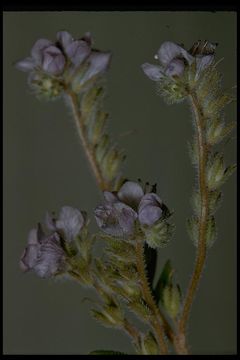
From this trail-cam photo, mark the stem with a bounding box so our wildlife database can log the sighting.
[176,91,209,353]
[66,90,110,191]
[135,240,169,355]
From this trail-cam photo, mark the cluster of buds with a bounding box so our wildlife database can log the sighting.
[15,31,111,99]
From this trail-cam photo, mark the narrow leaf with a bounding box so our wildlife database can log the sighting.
[154,259,173,304]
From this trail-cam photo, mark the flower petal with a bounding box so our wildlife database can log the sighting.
[138,193,162,213]
[56,30,73,50]
[56,206,84,242]
[117,181,144,209]
[65,40,91,66]
[158,41,193,66]
[42,52,65,75]
[80,51,111,84]
[141,63,164,81]
[31,38,52,64]
[94,202,137,237]
[19,244,40,271]
[138,205,162,226]
[165,59,185,77]
[27,228,39,245]
[45,212,57,231]
[15,57,35,72]
[81,32,92,46]
[103,191,118,203]
[196,55,214,74]
[34,233,66,278]
[94,204,121,236]
[114,202,137,236]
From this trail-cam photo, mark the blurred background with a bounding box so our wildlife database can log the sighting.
[3,11,236,355]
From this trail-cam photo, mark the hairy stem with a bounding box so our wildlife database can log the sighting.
[175,91,209,353]
[66,90,110,191]
[135,240,170,354]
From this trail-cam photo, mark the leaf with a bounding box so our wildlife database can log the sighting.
[89,350,128,355]
[144,243,157,286]
[154,259,173,304]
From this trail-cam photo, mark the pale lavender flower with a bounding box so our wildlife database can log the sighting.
[55,206,85,242]
[141,41,215,81]
[95,181,164,236]
[20,206,86,278]
[16,39,66,75]
[15,30,111,84]
[95,201,137,237]
[20,224,66,278]
[45,206,85,242]
[138,193,163,226]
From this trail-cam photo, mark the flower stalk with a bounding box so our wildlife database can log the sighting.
[66,90,110,191]
[175,91,209,353]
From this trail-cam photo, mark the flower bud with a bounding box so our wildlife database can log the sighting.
[207,153,225,190]
[162,284,181,319]
[29,72,64,100]
[140,332,159,355]
[206,118,225,145]
[91,302,124,328]
[142,219,174,249]
[91,111,108,144]
[95,134,110,163]
[208,190,222,215]
[81,86,104,115]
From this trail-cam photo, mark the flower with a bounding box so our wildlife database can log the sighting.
[15,30,111,84]
[16,38,66,75]
[94,181,164,237]
[20,206,86,278]
[94,202,137,237]
[20,224,66,278]
[141,40,216,81]
[138,193,163,226]
[46,206,86,241]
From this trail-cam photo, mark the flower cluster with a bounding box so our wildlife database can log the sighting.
[94,181,164,237]
[141,40,216,81]
[15,31,111,98]
[20,206,85,278]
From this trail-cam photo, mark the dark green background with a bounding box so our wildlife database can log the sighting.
[3,11,236,354]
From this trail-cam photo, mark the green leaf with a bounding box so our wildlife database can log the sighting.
[144,243,157,286]
[89,350,128,355]
[154,259,173,304]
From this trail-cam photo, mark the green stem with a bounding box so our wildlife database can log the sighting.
[175,92,209,354]
[66,90,110,191]
[135,240,170,355]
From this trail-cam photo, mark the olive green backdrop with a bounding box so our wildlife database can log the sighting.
[3,11,236,355]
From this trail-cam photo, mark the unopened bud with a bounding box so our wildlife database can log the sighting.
[140,332,159,355]
[30,73,64,100]
[142,219,174,249]
[162,285,181,319]
[207,153,225,190]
